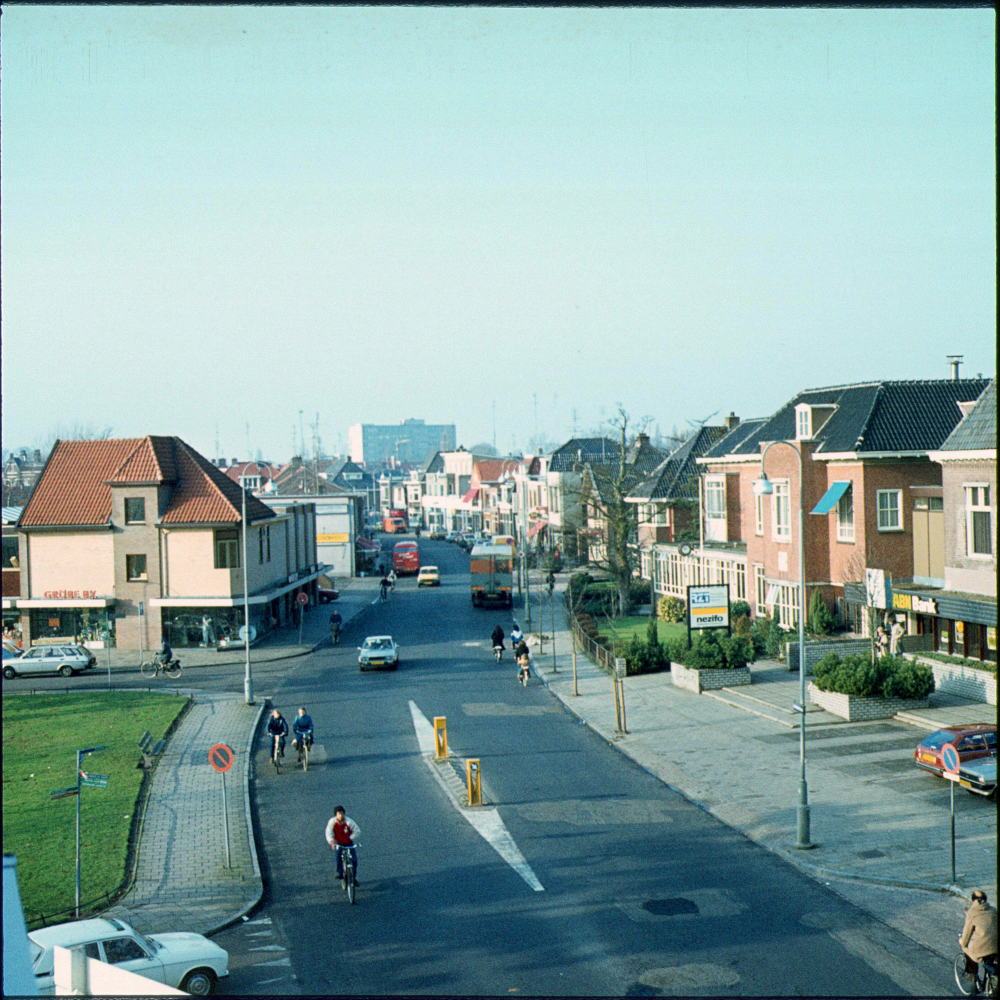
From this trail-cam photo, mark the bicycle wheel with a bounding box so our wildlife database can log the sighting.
[982,969,995,998]
[346,865,356,904]
[165,662,182,679]
[302,744,309,772]
[955,954,978,996]
[140,660,158,678]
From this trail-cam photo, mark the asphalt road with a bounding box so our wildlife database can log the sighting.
[209,539,954,997]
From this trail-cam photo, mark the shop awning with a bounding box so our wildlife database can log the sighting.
[461,487,480,504]
[810,481,851,515]
[527,519,549,539]
[17,597,115,608]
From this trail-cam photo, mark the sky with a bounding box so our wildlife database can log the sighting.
[1,7,995,462]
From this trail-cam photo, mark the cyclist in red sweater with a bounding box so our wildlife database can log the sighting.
[325,805,361,884]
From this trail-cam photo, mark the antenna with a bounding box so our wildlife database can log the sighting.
[572,408,578,437]
[533,394,538,445]
[299,411,305,458]
[686,411,719,430]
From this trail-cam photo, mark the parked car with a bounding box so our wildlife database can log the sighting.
[4,644,97,680]
[317,586,340,604]
[3,640,21,660]
[445,531,462,543]
[28,916,229,996]
[913,725,997,777]
[958,754,997,798]
[358,635,399,671]
[428,527,447,540]
[417,566,441,587]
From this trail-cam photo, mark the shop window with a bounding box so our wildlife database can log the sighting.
[877,490,902,531]
[837,487,854,542]
[965,485,992,557]
[126,554,147,581]
[214,529,240,569]
[124,498,146,524]
[772,480,790,540]
[2,536,18,569]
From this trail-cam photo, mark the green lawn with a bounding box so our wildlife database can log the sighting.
[596,616,687,646]
[2,692,188,927]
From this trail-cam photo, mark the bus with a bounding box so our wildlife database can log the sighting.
[382,509,408,534]
[393,540,421,575]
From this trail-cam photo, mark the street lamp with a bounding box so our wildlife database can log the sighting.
[753,442,813,850]
[241,485,254,705]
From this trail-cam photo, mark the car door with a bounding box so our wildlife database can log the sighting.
[19,647,48,675]
[957,733,990,763]
[100,934,165,984]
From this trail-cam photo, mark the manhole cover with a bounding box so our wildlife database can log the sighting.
[643,898,700,916]
[856,849,885,859]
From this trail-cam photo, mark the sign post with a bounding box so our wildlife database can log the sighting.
[209,744,235,869]
[296,591,309,645]
[942,742,961,883]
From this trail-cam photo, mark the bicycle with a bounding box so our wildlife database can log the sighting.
[270,733,283,774]
[955,953,997,996]
[493,644,504,664]
[517,656,531,687]
[140,657,182,680]
[293,734,312,772]
[336,844,359,904]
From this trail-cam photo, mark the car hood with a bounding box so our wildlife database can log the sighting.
[149,931,227,959]
[960,756,997,780]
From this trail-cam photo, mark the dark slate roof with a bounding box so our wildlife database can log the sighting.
[549,437,621,472]
[421,451,444,474]
[717,380,992,457]
[937,381,996,453]
[699,418,768,460]
[623,437,667,478]
[628,425,728,501]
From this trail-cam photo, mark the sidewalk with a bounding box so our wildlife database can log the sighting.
[530,585,996,962]
[103,576,378,936]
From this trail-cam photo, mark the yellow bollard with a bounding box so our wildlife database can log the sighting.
[434,717,448,759]
[466,759,482,806]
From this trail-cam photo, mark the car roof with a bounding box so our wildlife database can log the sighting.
[934,724,996,737]
[363,635,394,642]
[419,565,438,571]
[29,918,125,948]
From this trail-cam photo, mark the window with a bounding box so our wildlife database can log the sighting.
[124,498,145,524]
[102,937,148,964]
[837,486,854,542]
[705,478,726,520]
[240,475,261,490]
[772,480,790,540]
[258,524,271,563]
[214,529,240,569]
[877,490,902,531]
[966,485,992,557]
[796,405,811,440]
[754,564,766,612]
[754,492,764,535]
[2,535,18,569]
[125,554,147,581]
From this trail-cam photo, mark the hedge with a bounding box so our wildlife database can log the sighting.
[667,630,755,671]
[813,652,935,700]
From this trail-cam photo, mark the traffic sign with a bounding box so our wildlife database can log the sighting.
[209,743,235,773]
[941,742,961,774]
[296,591,309,606]
[238,625,257,642]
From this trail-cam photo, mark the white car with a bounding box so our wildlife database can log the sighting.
[358,635,399,671]
[4,644,97,680]
[28,916,229,995]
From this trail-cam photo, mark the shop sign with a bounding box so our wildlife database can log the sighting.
[955,621,964,641]
[317,533,349,544]
[892,592,937,615]
[42,590,97,599]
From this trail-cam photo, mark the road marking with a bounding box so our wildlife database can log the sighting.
[409,700,544,892]
[256,976,292,985]
[255,957,292,967]
[248,945,286,951]
[462,642,482,647]
[245,917,272,925]
[638,964,740,993]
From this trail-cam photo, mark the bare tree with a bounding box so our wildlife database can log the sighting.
[840,537,898,664]
[34,422,114,455]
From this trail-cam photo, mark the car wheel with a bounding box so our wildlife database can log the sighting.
[3,666,15,680]
[180,968,217,996]
[59,665,74,678]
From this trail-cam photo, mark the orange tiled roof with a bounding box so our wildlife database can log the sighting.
[19,437,274,527]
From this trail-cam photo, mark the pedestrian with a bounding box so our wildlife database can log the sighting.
[889,615,905,656]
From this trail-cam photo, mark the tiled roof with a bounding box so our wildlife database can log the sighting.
[937,381,996,453]
[715,380,992,458]
[629,425,728,501]
[19,437,274,528]
[623,438,667,478]
[474,459,521,483]
[699,418,768,460]
[549,437,621,472]
[223,462,282,483]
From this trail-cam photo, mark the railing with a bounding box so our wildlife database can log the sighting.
[25,891,116,931]
[570,615,617,675]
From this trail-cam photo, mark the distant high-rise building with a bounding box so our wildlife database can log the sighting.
[348,419,457,465]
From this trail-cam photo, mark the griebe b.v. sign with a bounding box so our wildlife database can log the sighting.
[686,584,731,647]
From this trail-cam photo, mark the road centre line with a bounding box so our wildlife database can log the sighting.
[408,700,544,892]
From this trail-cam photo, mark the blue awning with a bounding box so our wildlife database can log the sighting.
[811,481,851,515]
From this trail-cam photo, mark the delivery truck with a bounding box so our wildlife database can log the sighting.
[470,544,513,608]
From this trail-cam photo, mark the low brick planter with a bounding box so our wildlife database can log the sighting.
[915,658,996,706]
[807,682,929,721]
[671,662,752,694]
[786,639,871,675]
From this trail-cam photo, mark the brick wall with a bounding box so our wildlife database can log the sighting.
[909,656,997,706]
[941,458,996,583]
[786,638,871,674]
[671,662,752,693]
[807,683,930,721]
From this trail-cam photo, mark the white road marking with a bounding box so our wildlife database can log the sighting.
[249,945,286,951]
[245,917,272,925]
[408,700,544,892]
[462,641,482,647]
[255,976,292,985]
[255,957,292,967]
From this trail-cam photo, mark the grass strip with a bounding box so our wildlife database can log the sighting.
[2,691,188,926]
[597,616,687,646]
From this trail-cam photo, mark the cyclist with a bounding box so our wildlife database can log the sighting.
[379,575,390,602]
[325,805,361,886]
[156,638,173,668]
[509,622,524,649]
[546,569,556,594]
[387,568,397,592]
[266,709,289,763]
[291,707,314,754]
[490,623,505,661]
[516,642,531,685]
[960,889,998,988]
[329,609,343,643]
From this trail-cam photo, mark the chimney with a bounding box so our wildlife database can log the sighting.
[291,456,302,468]
[947,355,963,380]
[636,432,649,447]
[33,449,42,463]
[724,412,740,431]
[232,457,239,466]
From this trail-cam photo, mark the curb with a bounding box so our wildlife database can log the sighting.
[531,647,976,906]
[204,698,267,936]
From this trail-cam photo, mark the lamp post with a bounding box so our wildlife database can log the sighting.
[753,442,813,849]
[242,485,254,705]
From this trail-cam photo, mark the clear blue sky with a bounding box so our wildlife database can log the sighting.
[1,7,994,460]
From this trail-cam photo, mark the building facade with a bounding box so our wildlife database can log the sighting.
[348,419,456,466]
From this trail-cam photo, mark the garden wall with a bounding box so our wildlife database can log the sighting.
[908,657,997,706]
[786,639,871,675]
[671,662,751,694]
[807,683,929,722]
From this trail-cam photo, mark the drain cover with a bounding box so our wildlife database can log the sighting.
[643,897,700,916]
[856,849,885,859]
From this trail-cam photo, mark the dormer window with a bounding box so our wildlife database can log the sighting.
[795,405,812,440]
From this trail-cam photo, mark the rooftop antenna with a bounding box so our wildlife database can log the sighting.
[533,393,538,446]
[687,410,719,430]
[299,411,305,458]
[572,408,578,437]
[947,355,963,380]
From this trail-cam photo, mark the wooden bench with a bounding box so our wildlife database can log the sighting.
[137,730,167,770]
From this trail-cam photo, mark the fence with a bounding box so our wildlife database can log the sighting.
[571,617,618,675]
[25,891,118,931]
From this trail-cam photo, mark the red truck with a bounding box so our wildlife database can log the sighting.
[382,509,408,534]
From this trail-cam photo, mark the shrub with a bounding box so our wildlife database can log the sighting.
[749,614,770,655]
[658,596,686,623]
[765,616,785,658]
[685,630,726,670]
[733,613,752,639]
[630,579,652,605]
[808,591,835,636]
[568,572,594,604]
[813,653,935,699]
[720,633,754,670]
[730,600,752,621]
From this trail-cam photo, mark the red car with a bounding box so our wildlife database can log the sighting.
[913,725,996,777]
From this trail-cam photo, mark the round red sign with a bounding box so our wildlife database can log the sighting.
[296,591,309,606]
[209,743,235,773]
[941,742,961,774]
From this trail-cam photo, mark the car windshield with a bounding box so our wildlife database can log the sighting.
[986,732,997,748]
[920,730,955,750]
[365,639,391,650]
